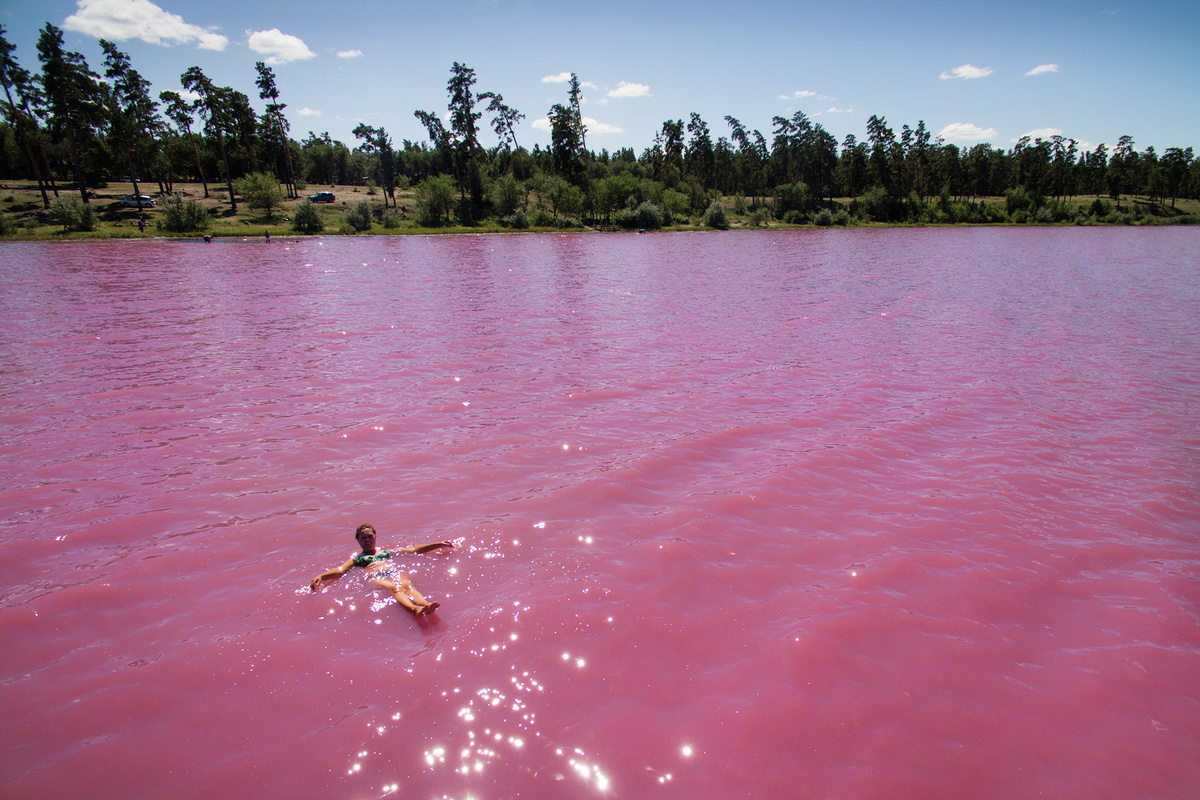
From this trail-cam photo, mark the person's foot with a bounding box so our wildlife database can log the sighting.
[419,601,440,616]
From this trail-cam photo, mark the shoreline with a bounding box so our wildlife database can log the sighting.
[3,180,1196,241]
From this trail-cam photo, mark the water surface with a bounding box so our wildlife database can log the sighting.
[1,228,1198,799]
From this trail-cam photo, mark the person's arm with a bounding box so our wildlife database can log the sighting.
[310,557,356,591]
[400,541,454,554]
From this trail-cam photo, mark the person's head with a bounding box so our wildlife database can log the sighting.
[355,524,377,549]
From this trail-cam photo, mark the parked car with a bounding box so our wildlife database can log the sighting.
[308,191,336,203]
[119,194,156,208]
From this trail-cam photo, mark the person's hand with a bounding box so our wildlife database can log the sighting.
[310,576,322,591]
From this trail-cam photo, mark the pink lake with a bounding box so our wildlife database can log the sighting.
[1,227,1198,800]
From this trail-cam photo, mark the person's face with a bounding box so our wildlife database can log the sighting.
[357,528,376,550]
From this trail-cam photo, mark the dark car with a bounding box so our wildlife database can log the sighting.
[308,191,336,203]
[119,194,156,208]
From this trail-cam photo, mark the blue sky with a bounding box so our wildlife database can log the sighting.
[3,0,1197,155]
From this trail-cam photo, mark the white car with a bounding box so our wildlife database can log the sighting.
[119,195,156,208]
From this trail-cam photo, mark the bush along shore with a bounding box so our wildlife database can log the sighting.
[1,180,1196,241]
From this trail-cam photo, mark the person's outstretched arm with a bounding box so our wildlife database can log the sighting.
[401,541,454,554]
[310,557,356,591]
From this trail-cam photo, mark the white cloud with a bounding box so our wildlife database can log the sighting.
[583,117,622,135]
[541,72,573,83]
[939,64,994,80]
[606,81,651,99]
[337,49,364,59]
[938,122,998,142]
[778,89,817,100]
[824,107,853,114]
[1015,127,1063,142]
[247,28,315,64]
[1025,63,1060,76]
[532,116,623,135]
[296,107,322,116]
[63,0,228,50]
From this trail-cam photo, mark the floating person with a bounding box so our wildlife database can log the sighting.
[310,523,453,616]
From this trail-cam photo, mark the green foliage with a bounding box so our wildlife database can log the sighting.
[774,182,811,219]
[814,208,834,227]
[0,213,13,236]
[491,174,525,217]
[1089,198,1112,217]
[1004,185,1045,217]
[235,172,284,219]
[499,208,529,229]
[732,195,748,215]
[345,199,372,232]
[747,208,770,227]
[380,209,402,229]
[48,196,95,232]
[703,200,730,229]
[619,201,664,230]
[291,199,324,233]
[853,186,902,222]
[157,195,210,232]
[415,175,455,226]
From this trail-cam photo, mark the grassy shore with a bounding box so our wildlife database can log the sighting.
[1,180,1196,240]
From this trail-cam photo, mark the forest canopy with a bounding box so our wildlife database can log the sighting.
[2,22,1198,230]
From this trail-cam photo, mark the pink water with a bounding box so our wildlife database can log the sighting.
[1,228,1198,800]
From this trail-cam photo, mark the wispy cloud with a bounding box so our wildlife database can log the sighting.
[607,81,651,99]
[824,107,853,114]
[939,64,994,80]
[532,116,623,135]
[337,49,364,59]
[938,122,998,142]
[64,0,228,50]
[1025,63,1060,76]
[247,28,316,65]
[296,107,322,117]
[541,72,573,83]
[1015,127,1063,142]
[778,89,818,100]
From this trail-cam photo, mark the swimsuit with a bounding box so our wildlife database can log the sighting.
[352,550,393,568]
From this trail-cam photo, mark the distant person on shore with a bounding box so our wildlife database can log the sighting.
[310,523,453,616]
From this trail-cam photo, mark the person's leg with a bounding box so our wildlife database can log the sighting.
[371,576,422,613]
[398,575,440,616]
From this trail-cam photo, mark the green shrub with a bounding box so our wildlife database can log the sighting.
[618,201,664,230]
[234,172,284,219]
[747,208,770,227]
[854,186,901,222]
[291,199,324,233]
[345,199,372,232]
[782,209,805,224]
[380,209,402,229]
[703,200,730,230]
[49,196,96,232]
[834,209,850,226]
[814,208,834,227]
[0,213,13,236]
[732,195,748,215]
[157,196,210,233]
[500,208,530,229]
[415,175,455,226]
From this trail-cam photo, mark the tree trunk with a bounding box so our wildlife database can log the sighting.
[217,130,236,210]
[189,133,208,198]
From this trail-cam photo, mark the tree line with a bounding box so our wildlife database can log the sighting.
[2,23,1198,229]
